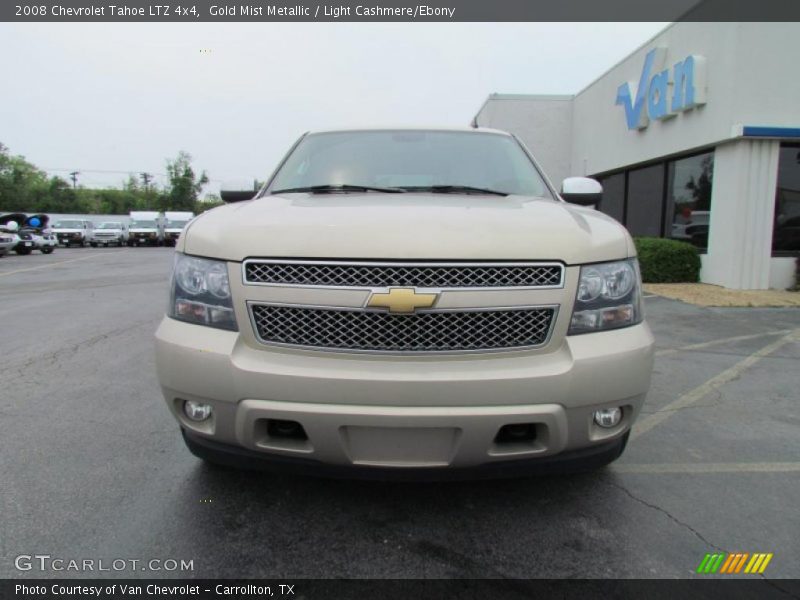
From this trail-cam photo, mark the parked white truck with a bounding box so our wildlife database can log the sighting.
[91,221,128,247]
[128,211,164,246]
[164,211,194,246]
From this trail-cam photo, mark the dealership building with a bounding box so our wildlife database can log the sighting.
[473,22,799,289]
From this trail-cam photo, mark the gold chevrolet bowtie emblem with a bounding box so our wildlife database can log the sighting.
[367,287,438,314]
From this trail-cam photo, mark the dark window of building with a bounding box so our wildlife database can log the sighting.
[625,164,665,237]
[666,152,714,251]
[598,172,625,223]
[773,143,800,254]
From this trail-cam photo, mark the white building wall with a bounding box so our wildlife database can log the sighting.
[570,22,800,176]
[474,94,574,186]
[701,139,780,289]
[768,258,797,290]
[474,22,800,290]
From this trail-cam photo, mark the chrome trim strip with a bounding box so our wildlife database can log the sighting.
[246,300,560,355]
[241,258,566,291]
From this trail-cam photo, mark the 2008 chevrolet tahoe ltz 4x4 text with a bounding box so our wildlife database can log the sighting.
[155,128,654,478]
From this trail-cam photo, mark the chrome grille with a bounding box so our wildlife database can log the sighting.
[249,304,556,353]
[243,260,563,289]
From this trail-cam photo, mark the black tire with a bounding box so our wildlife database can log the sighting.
[90,242,97,248]
[41,246,54,254]
[15,246,33,255]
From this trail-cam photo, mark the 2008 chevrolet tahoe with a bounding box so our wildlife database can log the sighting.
[155,128,655,478]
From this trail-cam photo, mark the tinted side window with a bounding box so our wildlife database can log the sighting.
[773,144,800,253]
[667,152,714,250]
[626,164,665,237]
[599,173,625,223]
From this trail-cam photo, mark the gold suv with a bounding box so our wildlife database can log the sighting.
[155,128,654,477]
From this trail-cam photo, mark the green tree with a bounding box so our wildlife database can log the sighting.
[0,142,52,212]
[164,151,208,212]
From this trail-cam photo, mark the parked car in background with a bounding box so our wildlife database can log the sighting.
[0,213,36,255]
[19,214,57,254]
[91,221,128,247]
[129,211,164,246]
[0,222,19,256]
[671,209,709,248]
[164,211,194,246]
[53,219,93,247]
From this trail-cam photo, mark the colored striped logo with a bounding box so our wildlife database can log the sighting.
[696,553,773,574]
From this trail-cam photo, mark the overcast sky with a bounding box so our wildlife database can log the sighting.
[1,22,667,195]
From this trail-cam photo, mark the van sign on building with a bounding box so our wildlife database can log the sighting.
[615,48,707,130]
[473,23,800,291]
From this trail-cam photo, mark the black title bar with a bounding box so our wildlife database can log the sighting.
[4,0,800,22]
[4,579,800,600]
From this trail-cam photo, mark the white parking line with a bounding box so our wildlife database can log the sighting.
[632,329,799,441]
[656,329,794,356]
[614,462,800,474]
[0,254,99,277]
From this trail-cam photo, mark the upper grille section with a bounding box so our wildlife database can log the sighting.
[243,260,563,289]
[250,304,556,353]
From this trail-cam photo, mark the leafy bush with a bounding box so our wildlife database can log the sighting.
[633,237,701,283]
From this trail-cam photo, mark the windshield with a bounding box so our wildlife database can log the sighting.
[268,130,552,198]
[131,220,156,228]
[98,222,122,229]
[166,220,189,228]
[54,220,83,228]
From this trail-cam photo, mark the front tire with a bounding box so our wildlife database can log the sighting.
[41,246,54,254]
[15,247,32,255]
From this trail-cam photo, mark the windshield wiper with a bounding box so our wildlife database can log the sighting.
[402,185,508,196]
[271,184,405,194]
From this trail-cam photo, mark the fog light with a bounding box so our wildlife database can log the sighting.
[594,407,622,428]
[183,400,213,422]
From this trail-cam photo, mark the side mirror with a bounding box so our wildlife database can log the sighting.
[221,180,259,203]
[561,177,602,207]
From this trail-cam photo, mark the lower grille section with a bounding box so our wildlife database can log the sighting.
[250,304,556,353]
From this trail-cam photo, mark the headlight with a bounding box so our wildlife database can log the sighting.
[568,259,642,335]
[168,253,237,331]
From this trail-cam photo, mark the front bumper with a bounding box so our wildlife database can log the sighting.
[156,317,654,471]
[57,233,82,244]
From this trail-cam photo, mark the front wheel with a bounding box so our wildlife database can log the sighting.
[41,246,54,254]
[15,247,33,255]
[90,242,97,248]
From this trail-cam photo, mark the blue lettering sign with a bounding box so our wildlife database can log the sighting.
[617,49,707,131]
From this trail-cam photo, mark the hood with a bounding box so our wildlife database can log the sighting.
[0,213,27,227]
[182,193,632,265]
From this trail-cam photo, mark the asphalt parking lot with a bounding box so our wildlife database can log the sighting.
[1,247,798,580]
